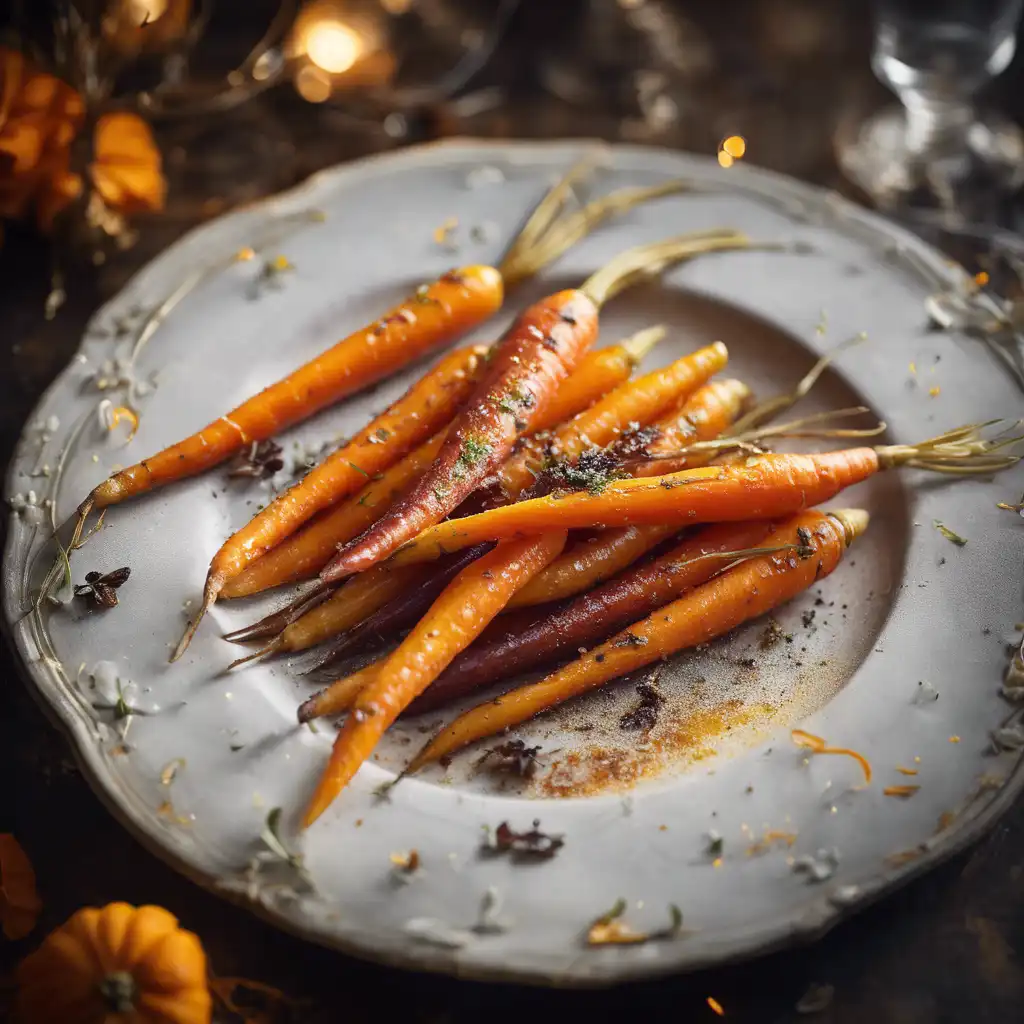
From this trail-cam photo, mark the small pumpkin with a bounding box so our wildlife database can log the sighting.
[15,902,211,1024]
[37,111,167,231]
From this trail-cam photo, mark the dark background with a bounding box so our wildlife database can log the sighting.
[3,1,1024,1020]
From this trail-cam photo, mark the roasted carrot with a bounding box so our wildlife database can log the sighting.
[74,159,676,529]
[505,378,751,608]
[632,377,753,476]
[172,344,489,657]
[304,544,495,672]
[407,510,868,769]
[220,333,661,600]
[384,427,1017,566]
[498,344,731,498]
[319,230,752,585]
[295,337,733,698]
[303,532,568,825]
[305,519,778,720]
[221,331,665,644]
[225,563,431,669]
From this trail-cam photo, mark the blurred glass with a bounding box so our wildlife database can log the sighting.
[839,0,1024,215]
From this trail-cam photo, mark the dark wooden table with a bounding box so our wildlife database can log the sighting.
[4,3,1024,1020]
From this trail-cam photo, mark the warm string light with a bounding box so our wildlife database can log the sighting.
[717,135,747,168]
[306,18,365,73]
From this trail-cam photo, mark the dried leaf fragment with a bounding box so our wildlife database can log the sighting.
[476,739,542,779]
[483,820,564,861]
[229,439,284,479]
[0,834,42,939]
[74,566,131,609]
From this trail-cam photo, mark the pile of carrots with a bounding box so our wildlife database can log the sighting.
[68,161,1020,828]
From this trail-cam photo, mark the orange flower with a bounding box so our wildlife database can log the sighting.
[0,834,42,940]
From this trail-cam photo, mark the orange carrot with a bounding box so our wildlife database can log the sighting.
[83,268,503,519]
[506,378,750,608]
[75,160,680,528]
[220,337,659,599]
[385,450,876,565]
[319,231,751,585]
[303,532,568,825]
[172,344,489,657]
[226,563,430,669]
[632,377,753,476]
[384,426,1008,566]
[498,343,731,498]
[407,510,868,769]
[304,518,779,720]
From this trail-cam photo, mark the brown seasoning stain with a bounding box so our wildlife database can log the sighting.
[535,699,777,797]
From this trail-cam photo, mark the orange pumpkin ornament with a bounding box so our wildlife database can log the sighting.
[0,834,42,940]
[37,111,167,231]
[15,902,212,1024]
[0,46,84,220]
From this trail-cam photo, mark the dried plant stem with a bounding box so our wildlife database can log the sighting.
[580,231,755,307]
[731,333,868,435]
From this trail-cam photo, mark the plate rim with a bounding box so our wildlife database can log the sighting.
[3,136,1021,987]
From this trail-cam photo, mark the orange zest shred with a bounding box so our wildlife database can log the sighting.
[791,729,872,784]
[746,829,798,856]
[0,833,42,940]
[103,403,139,442]
[433,217,458,244]
[883,785,920,798]
[896,766,919,776]
[975,270,990,287]
[707,996,726,1016]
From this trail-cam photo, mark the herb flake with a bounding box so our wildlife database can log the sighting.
[933,519,967,546]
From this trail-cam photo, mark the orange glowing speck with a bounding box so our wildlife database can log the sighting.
[722,135,746,159]
[717,151,734,169]
[707,996,726,1016]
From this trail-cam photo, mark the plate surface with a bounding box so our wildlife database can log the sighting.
[4,140,1024,986]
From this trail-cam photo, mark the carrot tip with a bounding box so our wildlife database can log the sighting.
[227,637,283,671]
[296,695,319,723]
[170,579,221,663]
[222,582,332,643]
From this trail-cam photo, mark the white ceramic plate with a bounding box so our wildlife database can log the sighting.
[4,141,1024,986]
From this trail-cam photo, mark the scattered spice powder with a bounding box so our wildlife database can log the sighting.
[792,729,872,784]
